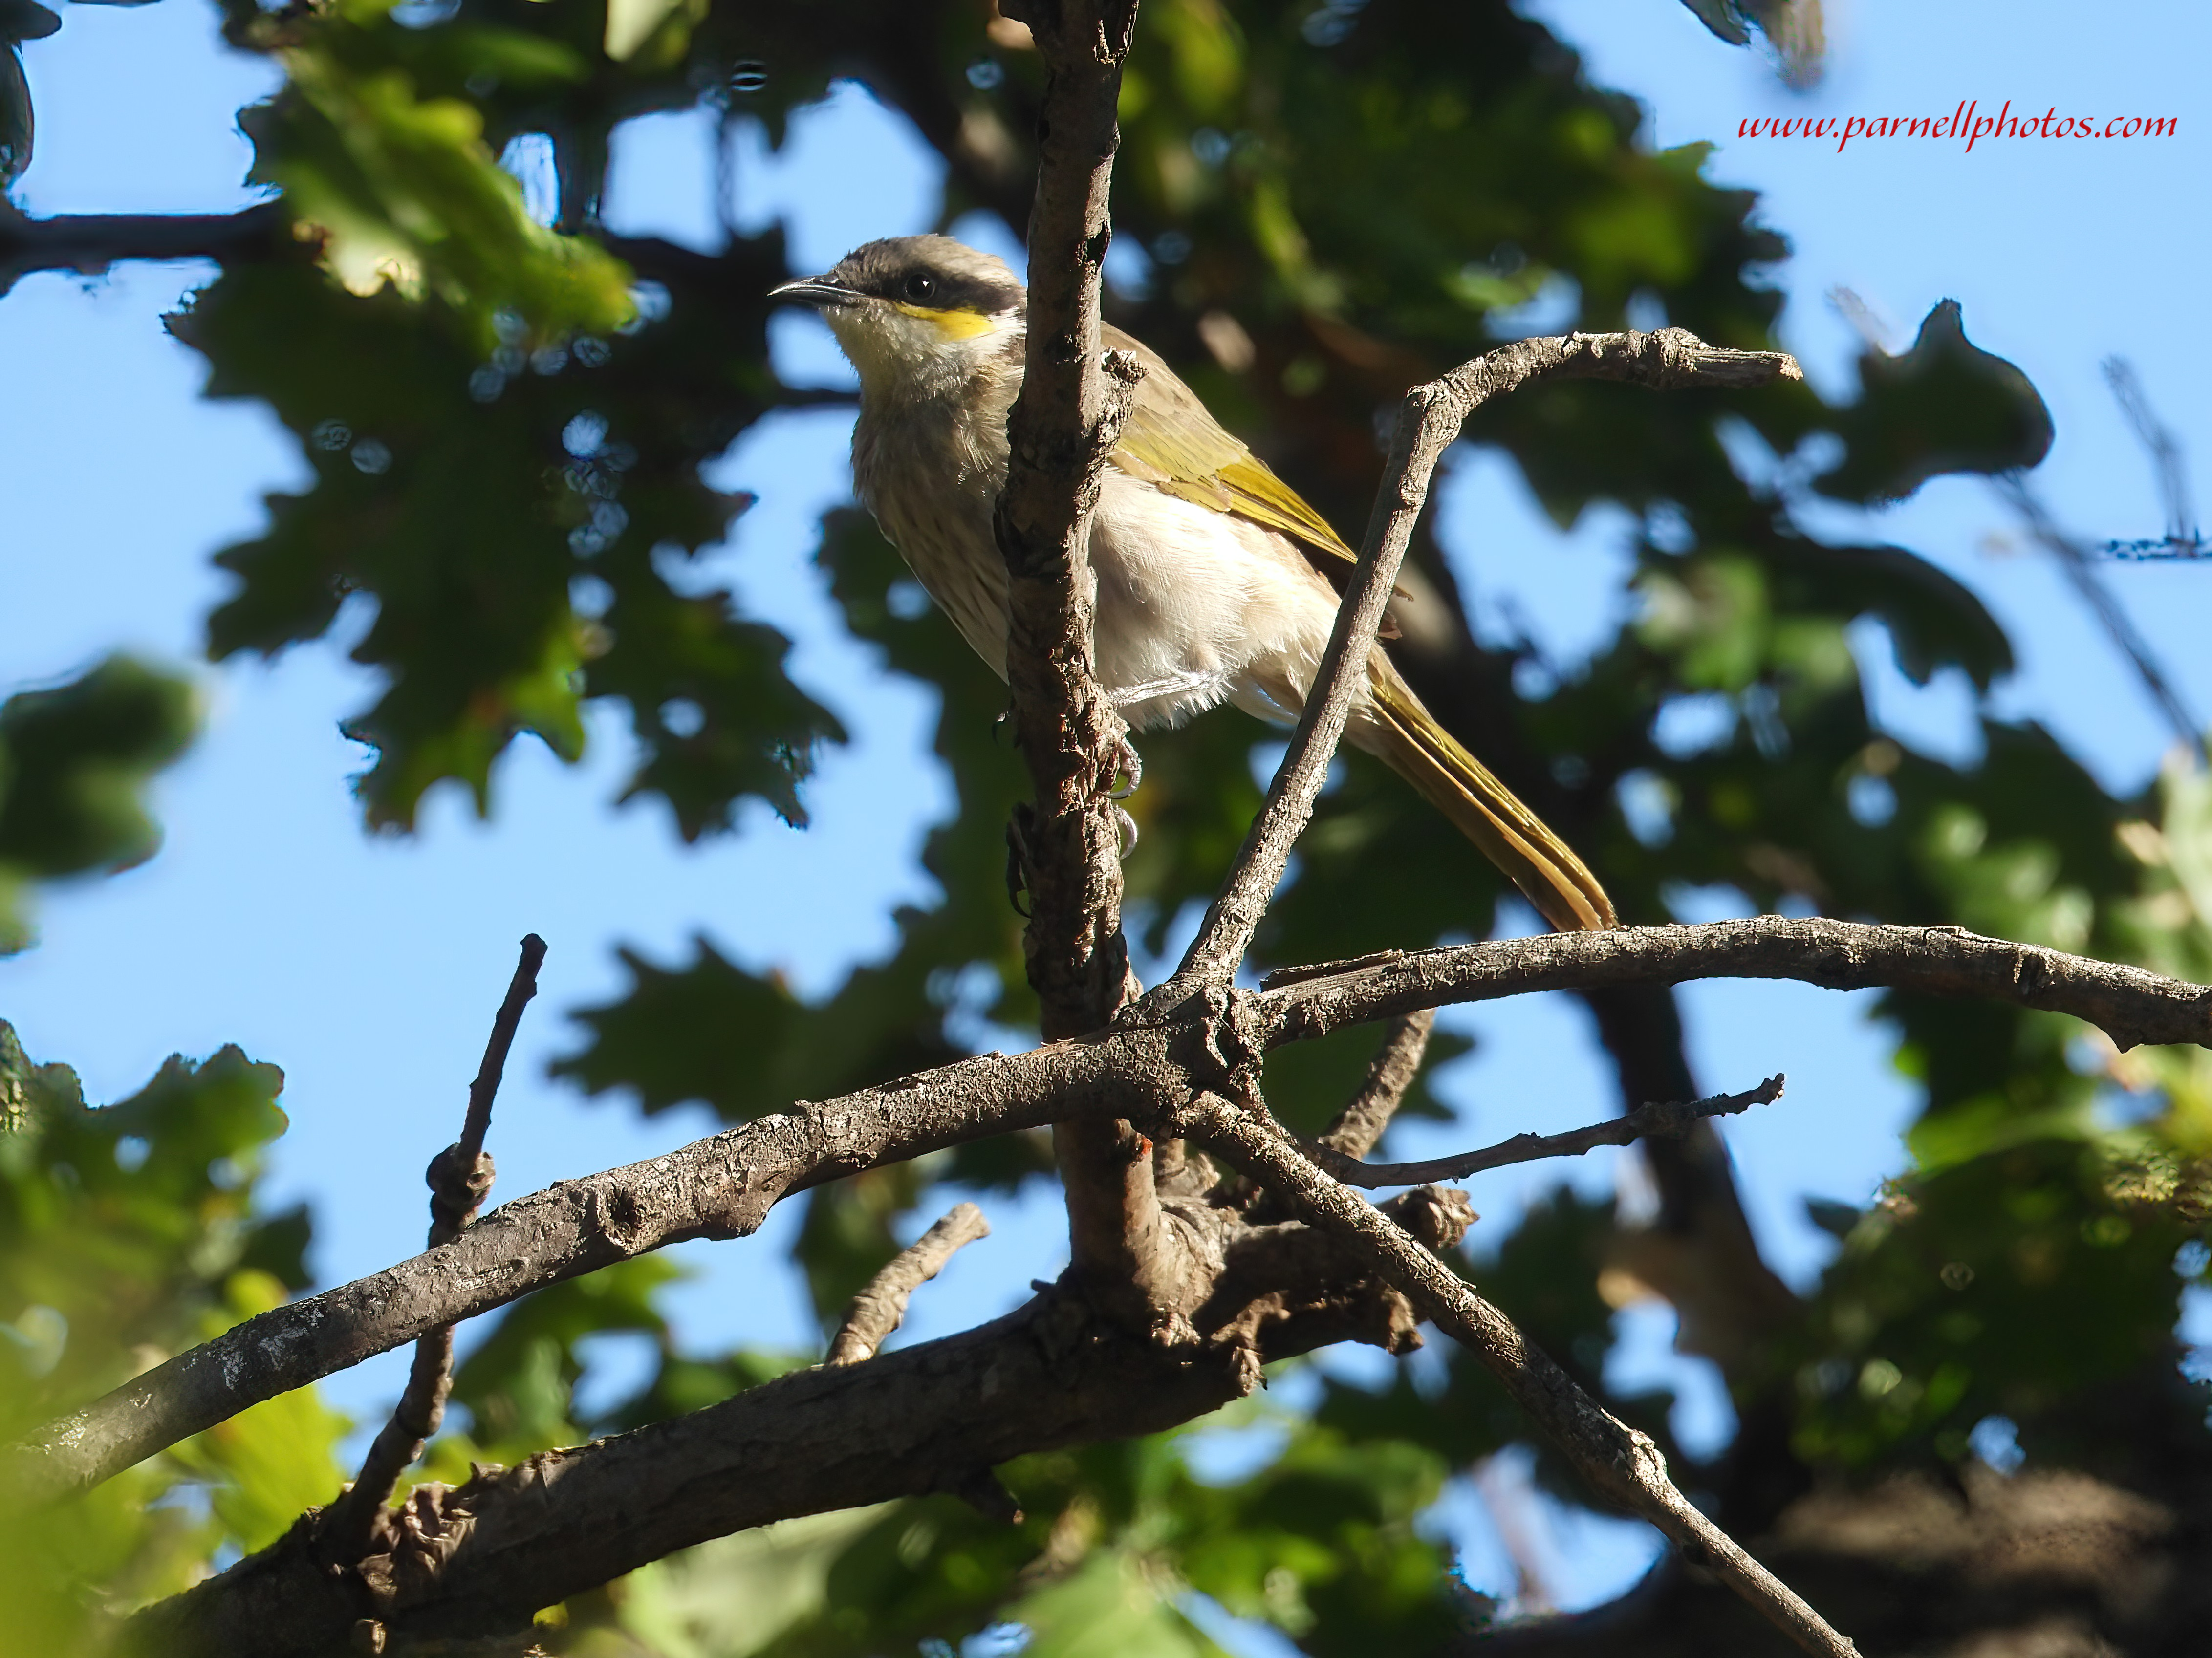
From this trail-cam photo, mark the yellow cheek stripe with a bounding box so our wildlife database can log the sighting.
[892,301,998,341]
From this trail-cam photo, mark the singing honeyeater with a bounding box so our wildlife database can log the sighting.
[772,235,1615,931]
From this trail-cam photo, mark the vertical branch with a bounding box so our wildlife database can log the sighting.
[993,0,1169,1311]
[994,0,1143,1041]
[320,934,547,1558]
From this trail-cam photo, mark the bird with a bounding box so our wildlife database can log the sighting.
[771,235,1615,932]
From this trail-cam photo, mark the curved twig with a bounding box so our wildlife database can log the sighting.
[1259,917,2212,1054]
[1171,330,1803,990]
[319,936,546,1556]
[1319,1008,1436,1158]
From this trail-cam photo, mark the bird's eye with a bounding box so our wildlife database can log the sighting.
[902,273,937,301]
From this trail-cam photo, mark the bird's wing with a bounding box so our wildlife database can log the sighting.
[1103,324,1364,570]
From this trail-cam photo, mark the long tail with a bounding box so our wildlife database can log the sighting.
[1356,667,1617,932]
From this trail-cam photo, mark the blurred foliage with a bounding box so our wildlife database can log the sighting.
[0,1025,347,1653]
[0,657,196,955]
[6,0,2212,1650]
[550,1403,1479,1656]
[1813,299,2055,505]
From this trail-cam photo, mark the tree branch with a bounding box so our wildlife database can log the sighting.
[6,1034,1177,1504]
[14,916,2207,1499]
[125,1197,1458,1654]
[320,935,545,1556]
[1259,916,2212,1053]
[1308,1074,1783,1188]
[1180,1092,1861,1658]
[992,0,1175,1317]
[124,1289,1280,1656]
[0,202,284,294]
[826,1202,991,1366]
[1171,328,1803,990]
[995,0,1143,1041]
[1319,1008,1436,1158]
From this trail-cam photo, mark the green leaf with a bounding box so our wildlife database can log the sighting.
[0,1026,310,1642]
[0,657,197,954]
[176,235,838,830]
[245,49,631,344]
[1011,1548,1226,1658]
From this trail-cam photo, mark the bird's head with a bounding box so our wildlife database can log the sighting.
[770,235,1025,400]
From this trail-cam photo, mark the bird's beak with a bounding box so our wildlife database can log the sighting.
[768,275,860,308]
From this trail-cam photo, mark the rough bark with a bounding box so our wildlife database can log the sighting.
[1264,917,2212,1053]
[826,1201,992,1366]
[1181,1092,1860,1657]
[991,0,1168,1317]
[1319,1008,1436,1157]
[8,1035,1169,1504]
[15,916,2207,1503]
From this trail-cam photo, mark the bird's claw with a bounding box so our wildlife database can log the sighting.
[1003,809,1033,917]
[1114,804,1140,858]
[1109,736,1143,800]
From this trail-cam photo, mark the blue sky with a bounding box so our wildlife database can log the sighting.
[4,0,2209,1626]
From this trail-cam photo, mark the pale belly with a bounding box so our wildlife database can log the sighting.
[857,425,1348,733]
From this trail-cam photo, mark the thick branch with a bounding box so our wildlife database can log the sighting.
[993,0,1172,1312]
[1182,1094,1860,1658]
[16,918,2208,1497]
[126,1294,1256,1657]
[0,202,283,293]
[1260,916,2212,1053]
[995,0,1143,1041]
[1172,328,1802,988]
[7,1033,1178,1504]
[127,1209,1453,1655]
[321,936,545,1555]
[1309,1074,1783,1188]
[826,1202,991,1366]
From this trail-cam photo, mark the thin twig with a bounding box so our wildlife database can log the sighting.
[826,1202,992,1366]
[456,934,549,1174]
[320,934,547,1556]
[1171,329,1802,991]
[1182,1092,1860,1658]
[2001,475,2205,762]
[1318,1008,1436,1158]
[2103,357,2197,550]
[1307,1074,1783,1188]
